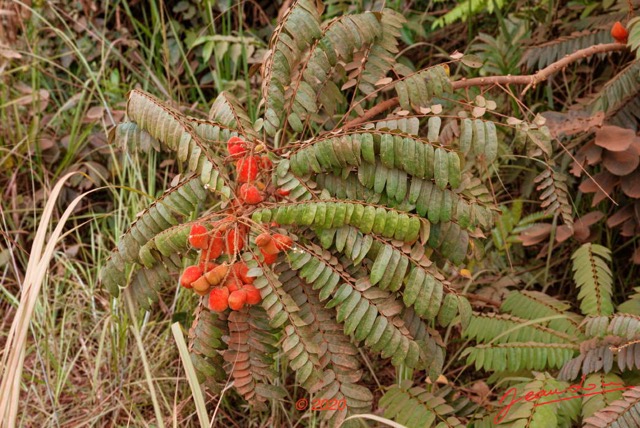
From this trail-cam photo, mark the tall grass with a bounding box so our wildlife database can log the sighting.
[0,1,264,426]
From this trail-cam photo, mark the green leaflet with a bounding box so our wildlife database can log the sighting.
[370,244,393,285]
[437,293,459,327]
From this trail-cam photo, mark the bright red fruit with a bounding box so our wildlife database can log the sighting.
[231,262,253,284]
[201,230,224,261]
[261,248,278,264]
[223,277,243,292]
[611,21,628,44]
[227,136,248,159]
[276,188,290,197]
[243,285,262,305]
[228,289,247,310]
[180,265,203,288]
[209,287,230,312]
[239,183,264,205]
[236,156,260,183]
[255,232,272,247]
[260,155,273,169]
[272,234,293,251]
[225,228,246,254]
[188,224,209,249]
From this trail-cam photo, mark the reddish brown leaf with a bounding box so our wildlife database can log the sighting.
[518,223,552,246]
[594,125,636,152]
[555,225,574,243]
[633,247,640,264]
[602,147,640,176]
[622,219,637,237]
[607,205,634,228]
[579,172,617,206]
[571,142,602,177]
[621,170,640,198]
[573,211,603,242]
[577,211,605,227]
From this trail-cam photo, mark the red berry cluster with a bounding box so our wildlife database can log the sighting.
[177,136,296,313]
[227,136,273,206]
[180,223,261,312]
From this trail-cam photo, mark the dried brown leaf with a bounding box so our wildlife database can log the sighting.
[594,125,636,152]
[518,223,552,246]
[621,170,640,198]
[602,146,640,176]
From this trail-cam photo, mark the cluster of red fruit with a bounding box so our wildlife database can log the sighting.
[179,223,294,311]
[228,136,270,205]
[176,136,295,312]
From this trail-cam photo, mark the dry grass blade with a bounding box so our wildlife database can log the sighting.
[0,172,93,428]
[171,322,210,427]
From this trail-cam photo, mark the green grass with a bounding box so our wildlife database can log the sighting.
[0,1,270,426]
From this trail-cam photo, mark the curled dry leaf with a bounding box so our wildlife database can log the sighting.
[606,204,633,228]
[578,171,617,206]
[621,170,640,198]
[594,125,637,152]
[573,211,605,242]
[518,223,552,246]
[602,146,640,176]
[571,142,602,177]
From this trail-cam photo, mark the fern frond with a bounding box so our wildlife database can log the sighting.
[583,386,640,428]
[100,175,207,296]
[462,342,577,372]
[287,245,428,371]
[261,0,324,136]
[285,12,385,131]
[432,0,506,28]
[223,306,285,410]
[352,9,405,98]
[127,254,180,310]
[249,259,324,390]
[374,116,420,135]
[522,30,613,70]
[465,313,580,344]
[278,265,373,425]
[534,165,574,227]
[618,287,640,315]
[109,121,160,152]
[591,60,640,116]
[558,337,618,380]
[501,290,583,336]
[252,201,423,244]
[208,91,258,140]
[394,66,452,113]
[615,342,640,372]
[491,374,579,427]
[379,380,464,428]
[581,373,625,419]
[188,303,228,392]
[125,89,232,198]
[572,243,614,316]
[289,129,460,185]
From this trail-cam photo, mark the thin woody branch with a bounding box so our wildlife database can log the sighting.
[343,42,627,129]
